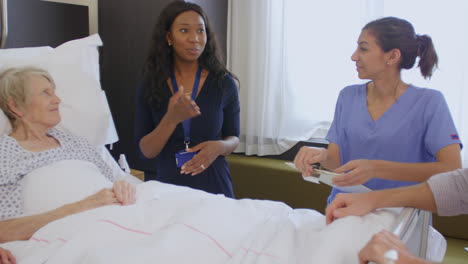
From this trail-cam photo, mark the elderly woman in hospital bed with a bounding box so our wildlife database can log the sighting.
[0,35,444,263]
[0,67,137,244]
[0,68,400,264]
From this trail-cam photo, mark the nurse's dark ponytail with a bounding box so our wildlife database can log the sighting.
[363,17,438,79]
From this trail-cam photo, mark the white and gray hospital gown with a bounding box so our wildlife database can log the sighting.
[0,129,115,220]
[427,168,468,216]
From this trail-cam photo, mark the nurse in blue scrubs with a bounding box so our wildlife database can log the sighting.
[294,17,462,203]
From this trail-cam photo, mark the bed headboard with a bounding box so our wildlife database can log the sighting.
[41,0,98,35]
[0,0,97,48]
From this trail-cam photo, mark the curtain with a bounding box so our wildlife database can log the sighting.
[228,0,468,165]
[227,0,336,155]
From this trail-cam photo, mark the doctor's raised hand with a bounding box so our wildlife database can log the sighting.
[165,85,201,125]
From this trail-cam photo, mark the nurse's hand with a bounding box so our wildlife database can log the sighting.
[112,181,136,205]
[325,192,377,224]
[0,247,16,264]
[293,146,327,176]
[166,85,201,124]
[332,159,376,186]
[358,230,421,264]
[181,140,224,176]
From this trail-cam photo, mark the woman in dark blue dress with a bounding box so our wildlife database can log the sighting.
[134,1,240,198]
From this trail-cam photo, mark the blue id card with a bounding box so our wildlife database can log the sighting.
[175,150,197,168]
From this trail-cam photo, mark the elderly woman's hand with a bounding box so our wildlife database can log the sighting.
[0,247,16,264]
[77,188,120,211]
[112,181,136,205]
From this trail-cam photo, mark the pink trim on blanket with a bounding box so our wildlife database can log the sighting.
[97,219,280,260]
[176,222,233,258]
[241,247,279,259]
[99,219,152,235]
[31,237,51,244]
[57,237,68,243]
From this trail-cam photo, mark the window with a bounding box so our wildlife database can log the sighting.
[229,0,468,165]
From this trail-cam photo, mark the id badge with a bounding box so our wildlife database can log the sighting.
[175,150,197,168]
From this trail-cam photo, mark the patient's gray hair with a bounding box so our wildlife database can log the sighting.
[0,66,55,122]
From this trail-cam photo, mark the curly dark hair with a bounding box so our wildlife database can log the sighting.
[363,17,438,79]
[143,1,237,108]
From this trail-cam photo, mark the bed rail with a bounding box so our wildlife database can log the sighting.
[393,207,419,238]
[0,0,7,48]
[392,208,430,259]
[369,208,429,264]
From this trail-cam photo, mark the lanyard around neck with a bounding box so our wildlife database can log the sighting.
[170,66,202,149]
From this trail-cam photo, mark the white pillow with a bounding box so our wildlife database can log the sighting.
[0,34,118,146]
[20,159,113,216]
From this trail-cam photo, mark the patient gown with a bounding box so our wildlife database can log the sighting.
[135,73,240,198]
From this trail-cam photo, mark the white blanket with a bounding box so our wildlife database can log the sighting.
[2,181,396,264]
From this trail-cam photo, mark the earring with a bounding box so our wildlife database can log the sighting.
[386,61,390,65]
[168,42,172,46]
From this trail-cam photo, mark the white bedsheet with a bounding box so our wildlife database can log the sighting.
[1,181,396,264]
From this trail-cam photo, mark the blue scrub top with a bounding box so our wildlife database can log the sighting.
[326,83,462,203]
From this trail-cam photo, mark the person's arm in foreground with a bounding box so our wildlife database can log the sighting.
[0,188,119,243]
[325,182,436,224]
[327,169,468,264]
[0,247,16,264]
[326,168,468,223]
[328,186,437,264]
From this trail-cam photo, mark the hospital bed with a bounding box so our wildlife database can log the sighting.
[0,32,445,264]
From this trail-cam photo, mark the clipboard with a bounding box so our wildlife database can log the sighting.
[285,162,371,193]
